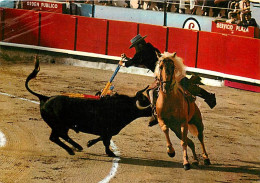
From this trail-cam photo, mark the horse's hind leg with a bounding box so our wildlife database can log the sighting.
[190,106,211,165]
[198,131,211,165]
[181,122,191,170]
[158,119,175,157]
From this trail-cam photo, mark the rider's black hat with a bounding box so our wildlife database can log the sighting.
[129,34,147,49]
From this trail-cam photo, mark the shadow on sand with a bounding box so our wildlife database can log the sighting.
[83,153,260,181]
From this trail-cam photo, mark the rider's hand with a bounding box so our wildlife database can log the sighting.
[121,53,126,58]
[119,60,124,66]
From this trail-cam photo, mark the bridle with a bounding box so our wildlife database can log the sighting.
[158,58,176,93]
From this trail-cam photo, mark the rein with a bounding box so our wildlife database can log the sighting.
[159,60,176,93]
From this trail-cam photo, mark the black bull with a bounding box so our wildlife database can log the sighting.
[25,58,152,157]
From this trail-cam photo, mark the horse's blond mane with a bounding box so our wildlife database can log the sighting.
[155,52,186,82]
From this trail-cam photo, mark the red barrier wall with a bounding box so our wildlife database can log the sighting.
[0,8,3,41]
[3,9,39,45]
[107,20,138,57]
[197,31,228,73]
[40,12,76,50]
[197,31,260,80]
[139,24,167,53]
[76,17,107,55]
[225,35,260,80]
[224,80,260,92]
[167,27,198,67]
[0,8,259,88]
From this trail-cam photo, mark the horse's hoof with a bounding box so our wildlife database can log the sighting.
[204,158,211,165]
[167,151,175,158]
[184,163,191,170]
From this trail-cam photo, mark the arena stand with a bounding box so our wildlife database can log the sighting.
[0,8,259,92]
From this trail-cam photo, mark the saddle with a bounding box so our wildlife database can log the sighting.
[178,86,196,103]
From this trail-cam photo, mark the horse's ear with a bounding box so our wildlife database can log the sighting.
[172,52,177,58]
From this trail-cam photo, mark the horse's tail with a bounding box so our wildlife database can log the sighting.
[25,56,49,103]
[188,104,202,137]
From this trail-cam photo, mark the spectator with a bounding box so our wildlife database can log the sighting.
[201,0,213,16]
[226,11,239,24]
[240,12,257,27]
[178,0,186,13]
[239,0,250,21]
[212,0,229,18]
[226,0,240,23]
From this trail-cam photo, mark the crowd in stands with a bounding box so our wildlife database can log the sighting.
[13,0,256,27]
[225,0,257,27]
[63,0,257,27]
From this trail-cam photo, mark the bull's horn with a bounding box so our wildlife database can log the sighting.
[136,100,151,110]
[136,85,149,96]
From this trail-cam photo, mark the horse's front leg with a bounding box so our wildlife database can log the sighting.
[181,122,190,170]
[158,119,175,157]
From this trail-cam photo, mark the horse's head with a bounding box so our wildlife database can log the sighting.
[156,52,186,94]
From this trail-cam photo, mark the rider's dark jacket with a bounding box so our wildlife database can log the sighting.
[125,43,161,73]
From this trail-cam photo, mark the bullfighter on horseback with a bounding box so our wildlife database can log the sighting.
[119,34,216,126]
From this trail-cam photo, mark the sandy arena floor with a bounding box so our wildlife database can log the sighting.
[0,58,259,183]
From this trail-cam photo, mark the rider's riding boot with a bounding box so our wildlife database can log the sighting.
[199,88,216,109]
[148,115,158,127]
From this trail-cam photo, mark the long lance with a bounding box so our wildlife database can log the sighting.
[100,63,121,97]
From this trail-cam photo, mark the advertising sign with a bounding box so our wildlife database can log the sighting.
[212,21,256,38]
[22,1,64,13]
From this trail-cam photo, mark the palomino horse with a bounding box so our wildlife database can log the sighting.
[155,52,211,170]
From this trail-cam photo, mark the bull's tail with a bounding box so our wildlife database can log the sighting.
[25,56,49,103]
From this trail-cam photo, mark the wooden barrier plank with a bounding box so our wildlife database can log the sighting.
[197,31,260,80]
[3,9,39,45]
[0,8,3,41]
[107,20,138,57]
[167,27,198,67]
[76,16,107,55]
[196,31,227,73]
[225,35,260,80]
[40,12,76,50]
[139,23,167,53]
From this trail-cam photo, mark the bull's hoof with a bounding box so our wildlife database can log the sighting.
[76,146,83,151]
[204,158,211,165]
[183,163,191,170]
[107,151,116,157]
[67,149,75,155]
[167,151,175,158]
